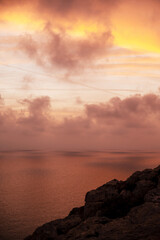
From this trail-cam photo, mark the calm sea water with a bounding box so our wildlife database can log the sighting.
[0,151,160,240]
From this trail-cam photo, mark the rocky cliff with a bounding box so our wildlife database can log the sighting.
[25,165,160,240]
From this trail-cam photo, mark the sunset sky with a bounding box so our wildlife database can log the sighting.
[1,0,160,151]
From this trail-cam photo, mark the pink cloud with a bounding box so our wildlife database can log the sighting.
[0,93,160,151]
[18,30,112,71]
[86,94,160,128]
[18,96,51,132]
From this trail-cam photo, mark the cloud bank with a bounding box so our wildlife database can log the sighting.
[1,93,160,151]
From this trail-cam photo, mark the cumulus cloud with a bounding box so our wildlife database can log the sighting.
[86,94,160,128]
[18,96,51,131]
[18,30,112,71]
[1,93,160,151]
[0,0,120,73]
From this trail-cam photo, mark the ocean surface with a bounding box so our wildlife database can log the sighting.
[0,151,160,240]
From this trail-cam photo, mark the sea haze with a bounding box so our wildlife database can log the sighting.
[0,151,159,240]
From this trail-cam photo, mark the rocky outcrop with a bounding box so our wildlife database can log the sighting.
[25,165,160,240]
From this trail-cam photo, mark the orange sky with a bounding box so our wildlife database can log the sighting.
[1,0,160,150]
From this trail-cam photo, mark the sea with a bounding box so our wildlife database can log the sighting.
[0,150,159,240]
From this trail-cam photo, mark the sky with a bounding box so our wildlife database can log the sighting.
[1,0,160,151]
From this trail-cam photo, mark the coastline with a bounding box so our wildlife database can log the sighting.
[25,165,160,240]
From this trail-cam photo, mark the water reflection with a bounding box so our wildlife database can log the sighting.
[0,151,159,240]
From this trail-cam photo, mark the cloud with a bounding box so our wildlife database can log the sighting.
[1,0,160,74]
[0,95,4,105]
[0,0,116,72]
[18,96,51,131]
[86,94,160,128]
[76,97,83,105]
[18,29,112,71]
[0,0,118,17]
[1,93,160,151]
[21,75,34,90]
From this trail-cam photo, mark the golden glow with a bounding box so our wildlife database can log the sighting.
[110,1,160,53]
[67,22,106,38]
[0,8,106,39]
[0,8,45,31]
[1,4,160,53]
[112,19,160,53]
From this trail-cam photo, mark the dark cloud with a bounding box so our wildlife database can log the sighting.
[34,0,120,24]
[0,0,119,17]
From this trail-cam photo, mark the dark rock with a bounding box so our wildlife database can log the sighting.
[24,165,160,240]
[144,188,160,203]
[69,206,84,218]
